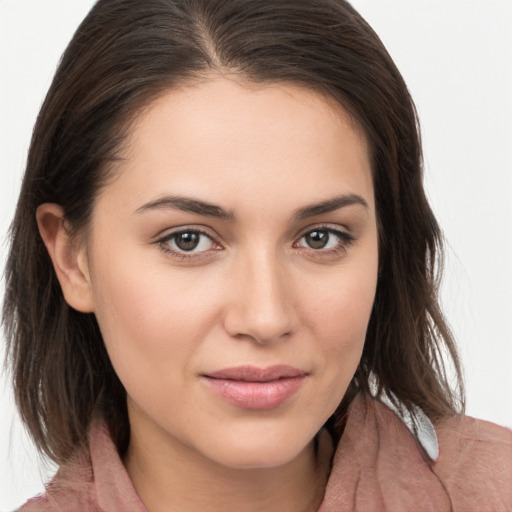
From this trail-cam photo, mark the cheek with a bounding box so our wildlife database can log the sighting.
[307,259,377,342]
[301,253,378,391]
[89,266,212,424]
[89,254,213,375]
[292,266,376,427]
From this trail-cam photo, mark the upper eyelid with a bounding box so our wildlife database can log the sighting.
[295,227,355,247]
[154,223,353,247]
[154,228,221,258]
[154,225,219,242]
[156,229,221,259]
[294,223,352,239]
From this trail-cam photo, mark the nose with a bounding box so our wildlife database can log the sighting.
[223,250,297,345]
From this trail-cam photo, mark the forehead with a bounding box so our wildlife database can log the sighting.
[98,77,374,216]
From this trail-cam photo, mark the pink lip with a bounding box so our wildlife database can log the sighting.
[201,365,307,410]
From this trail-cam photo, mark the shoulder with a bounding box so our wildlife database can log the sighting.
[433,413,512,509]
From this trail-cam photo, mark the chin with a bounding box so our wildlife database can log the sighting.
[197,426,316,470]
[213,446,306,470]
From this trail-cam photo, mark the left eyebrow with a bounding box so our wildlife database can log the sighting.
[293,194,369,220]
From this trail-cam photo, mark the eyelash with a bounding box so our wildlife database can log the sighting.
[155,225,356,261]
[293,225,356,259]
[156,228,220,261]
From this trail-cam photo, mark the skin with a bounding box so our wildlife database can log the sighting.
[38,77,379,512]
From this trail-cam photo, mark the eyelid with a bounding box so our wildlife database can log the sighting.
[152,223,355,261]
[154,225,223,260]
[293,223,356,255]
[294,223,354,242]
[151,224,219,242]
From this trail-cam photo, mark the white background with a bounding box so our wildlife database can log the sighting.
[1,0,511,510]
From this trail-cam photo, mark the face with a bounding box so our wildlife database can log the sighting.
[83,78,378,469]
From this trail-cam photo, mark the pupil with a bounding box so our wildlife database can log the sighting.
[175,232,200,251]
[306,230,329,249]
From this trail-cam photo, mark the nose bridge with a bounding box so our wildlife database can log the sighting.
[225,245,295,344]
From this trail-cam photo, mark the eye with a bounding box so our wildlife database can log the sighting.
[158,229,219,256]
[296,227,355,252]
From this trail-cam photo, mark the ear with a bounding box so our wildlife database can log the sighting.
[36,204,95,313]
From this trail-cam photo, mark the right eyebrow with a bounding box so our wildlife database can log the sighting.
[135,195,236,221]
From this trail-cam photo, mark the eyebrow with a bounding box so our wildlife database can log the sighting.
[136,193,368,221]
[136,196,235,220]
[294,194,369,220]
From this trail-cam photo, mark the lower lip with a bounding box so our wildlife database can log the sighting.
[202,376,306,410]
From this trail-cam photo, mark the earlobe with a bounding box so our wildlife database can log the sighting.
[36,203,95,313]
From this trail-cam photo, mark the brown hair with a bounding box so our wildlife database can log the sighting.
[3,0,464,464]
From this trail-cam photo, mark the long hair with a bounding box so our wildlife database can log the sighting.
[3,0,464,464]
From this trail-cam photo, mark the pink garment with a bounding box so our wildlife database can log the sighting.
[19,394,512,511]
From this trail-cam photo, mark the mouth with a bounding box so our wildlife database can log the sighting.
[201,365,308,410]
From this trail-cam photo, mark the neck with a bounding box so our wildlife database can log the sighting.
[124,420,333,512]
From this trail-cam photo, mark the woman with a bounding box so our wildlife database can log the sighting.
[3,0,511,510]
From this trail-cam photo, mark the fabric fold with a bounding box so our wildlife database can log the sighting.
[19,393,512,512]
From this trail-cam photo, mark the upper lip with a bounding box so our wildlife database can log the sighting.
[203,365,307,382]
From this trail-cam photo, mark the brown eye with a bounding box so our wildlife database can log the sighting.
[161,230,217,254]
[304,230,329,249]
[175,232,201,251]
[297,227,355,252]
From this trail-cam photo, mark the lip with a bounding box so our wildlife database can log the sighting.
[201,365,307,410]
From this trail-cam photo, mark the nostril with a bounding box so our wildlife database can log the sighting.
[222,261,297,344]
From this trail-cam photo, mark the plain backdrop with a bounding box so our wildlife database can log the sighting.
[1,0,511,510]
